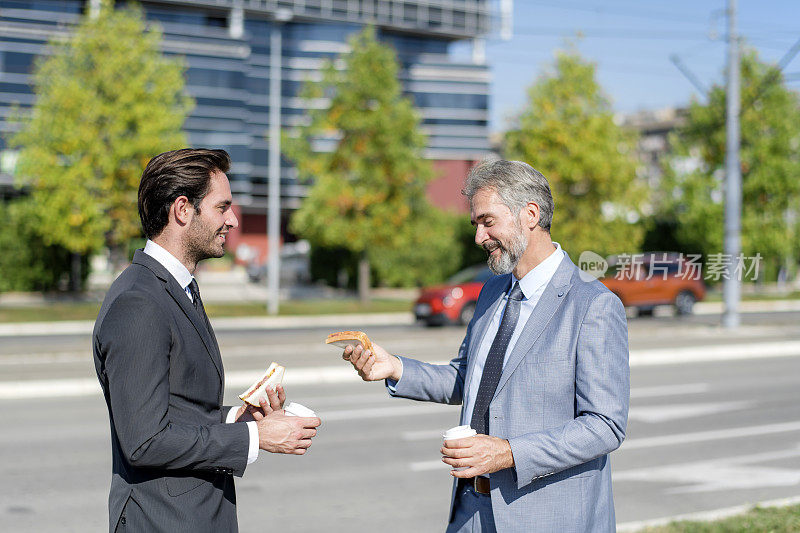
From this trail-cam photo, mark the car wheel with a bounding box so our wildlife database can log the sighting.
[674,290,696,315]
[458,302,477,325]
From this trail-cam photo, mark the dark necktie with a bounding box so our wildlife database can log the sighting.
[188,279,212,332]
[470,281,524,436]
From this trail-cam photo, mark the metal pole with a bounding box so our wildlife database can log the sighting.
[267,22,282,315]
[722,0,741,329]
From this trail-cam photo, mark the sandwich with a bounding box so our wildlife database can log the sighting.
[325,330,373,353]
[239,362,285,407]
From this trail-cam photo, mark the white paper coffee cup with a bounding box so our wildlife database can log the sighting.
[284,402,316,417]
[443,425,477,471]
[443,425,477,441]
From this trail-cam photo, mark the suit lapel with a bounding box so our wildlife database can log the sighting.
[132,250,224,384]
[164,280,224,382]
[493,256,576,398]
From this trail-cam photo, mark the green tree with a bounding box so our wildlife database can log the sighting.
[0,199,83,293]
[285,27,457,299]
[504,49,645,260]
[661,48,800,281]
[8,0,192,290]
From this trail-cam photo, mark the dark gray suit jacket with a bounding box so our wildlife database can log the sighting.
[93,250,249,532]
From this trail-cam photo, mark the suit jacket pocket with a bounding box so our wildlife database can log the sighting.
[165,474,207,497]
[533,329,576,363]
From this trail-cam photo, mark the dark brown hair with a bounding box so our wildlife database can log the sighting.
[138,148,231,239]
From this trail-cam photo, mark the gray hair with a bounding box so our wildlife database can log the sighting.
[462,159,555,232]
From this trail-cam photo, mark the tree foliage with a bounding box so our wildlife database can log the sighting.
[8,0,192,256]
[0,199,84,292]
[504,49,645,259]
[285,27,458,289]
[661,49,800,280]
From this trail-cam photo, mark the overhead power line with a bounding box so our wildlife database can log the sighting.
[507,26,712,41]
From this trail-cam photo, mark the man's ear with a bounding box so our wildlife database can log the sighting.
[172,196,193,227]
[523,201,540,230]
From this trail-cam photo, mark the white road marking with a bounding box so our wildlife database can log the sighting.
[400,384,712,441]
[0,377,102,399]
[1,338,799,400]
[403,429,447,441]
[318,403,459,422]
[630,383,709,398]
[615,446,800,493]
[405,421,800,450]
[623,420,800,450]
[617,495,800,532]
[628,401,751,423]
[629,340,800,366]
[410,460,449,472]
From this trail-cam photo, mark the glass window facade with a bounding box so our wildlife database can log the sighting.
[0,0,491,212]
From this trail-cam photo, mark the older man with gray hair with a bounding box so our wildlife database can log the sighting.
[341,159,629,532]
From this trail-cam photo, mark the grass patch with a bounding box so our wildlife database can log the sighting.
[0,298,413,323]
[639,503,800,532]
[205,298,411,317]
[0,301,102,323]
[703,291,800,302]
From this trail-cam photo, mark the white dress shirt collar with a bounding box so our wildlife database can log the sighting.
[510,242,565,300]
[143,239,194,290]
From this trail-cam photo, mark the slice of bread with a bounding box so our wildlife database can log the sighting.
[239,362,285,407]
[325,330,373,353]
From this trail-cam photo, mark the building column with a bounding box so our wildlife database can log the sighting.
[229,1,244,39]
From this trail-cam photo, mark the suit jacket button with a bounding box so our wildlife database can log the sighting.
[120,516,126,525]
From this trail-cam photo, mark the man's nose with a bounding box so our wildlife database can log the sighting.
[474,226,486,246]
[227,211,239,229]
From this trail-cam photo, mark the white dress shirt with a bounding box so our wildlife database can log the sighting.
[143,240,259,465]
[461,243,565,425]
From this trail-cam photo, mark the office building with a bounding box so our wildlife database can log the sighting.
[1,0,495,255]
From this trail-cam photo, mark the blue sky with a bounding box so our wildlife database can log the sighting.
[454,0,800,133]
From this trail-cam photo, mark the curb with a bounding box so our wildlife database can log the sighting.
[0,312,414,337]
[617,495,800,532]
[694,299,800,314]
[2,299,800,337]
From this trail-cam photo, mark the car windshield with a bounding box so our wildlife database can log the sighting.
[447,264,493,284]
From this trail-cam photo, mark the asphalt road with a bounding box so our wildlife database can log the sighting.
[2,313,800,531]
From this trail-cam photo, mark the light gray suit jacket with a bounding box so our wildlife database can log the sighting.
[392,254,629,532]
[93,250,249,532]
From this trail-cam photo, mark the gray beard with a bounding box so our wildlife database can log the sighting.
[487,226,527,275]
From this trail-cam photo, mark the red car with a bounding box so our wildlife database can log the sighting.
[414,264,494,326]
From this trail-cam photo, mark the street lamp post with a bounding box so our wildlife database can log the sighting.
[267,9,292,315]
[722,0,741,329]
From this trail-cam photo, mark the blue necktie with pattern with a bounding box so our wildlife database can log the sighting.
[470,281,524,436]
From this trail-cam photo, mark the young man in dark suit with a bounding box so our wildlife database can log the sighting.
[93,148,321,532]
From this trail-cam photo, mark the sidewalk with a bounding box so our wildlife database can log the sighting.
[2,298,800,337]
[0,312,414,337]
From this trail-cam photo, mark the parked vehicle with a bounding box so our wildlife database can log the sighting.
[246,241,311,285]
[600,253,705,315]
[414,264,494,326]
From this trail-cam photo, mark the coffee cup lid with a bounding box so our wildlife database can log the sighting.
[284,402,316,417]
[443,425,477,439]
